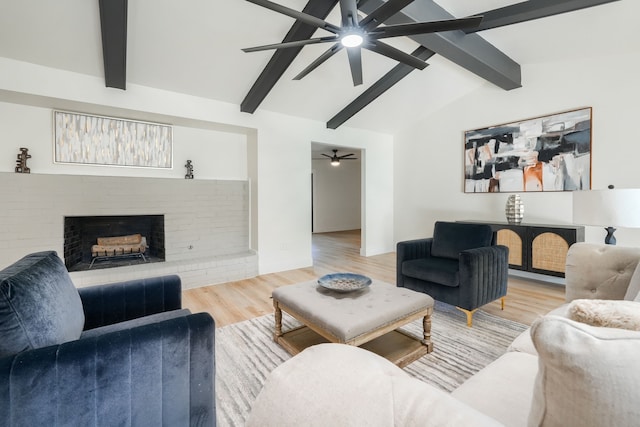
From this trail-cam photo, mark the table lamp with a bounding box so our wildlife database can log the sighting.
[573,187,640,245]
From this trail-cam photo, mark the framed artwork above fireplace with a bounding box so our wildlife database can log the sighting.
[53,110,173,168]
[464,107,592,193]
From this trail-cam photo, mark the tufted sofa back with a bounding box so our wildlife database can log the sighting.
[565,242,640,302]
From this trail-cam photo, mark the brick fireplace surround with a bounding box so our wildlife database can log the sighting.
[0,172,257,289]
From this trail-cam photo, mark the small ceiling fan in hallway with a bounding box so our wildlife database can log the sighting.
[242,0,483,86]
[319,149,358,166]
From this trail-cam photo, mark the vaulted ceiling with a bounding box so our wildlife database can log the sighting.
[0,0,636,134]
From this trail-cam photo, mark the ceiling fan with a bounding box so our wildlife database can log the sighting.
[320,149,358,166]
[243,0,483,86]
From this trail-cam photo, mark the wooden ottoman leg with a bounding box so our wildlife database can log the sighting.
[273,300,283,341]
[422,312,433,353]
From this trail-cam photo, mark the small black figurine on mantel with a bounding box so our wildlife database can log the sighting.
[185,160,194,179]
[604,184,616,245]
[15,147,31,174]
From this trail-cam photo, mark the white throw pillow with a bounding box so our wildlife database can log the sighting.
[528,315,640,427]
[568,299,640,331]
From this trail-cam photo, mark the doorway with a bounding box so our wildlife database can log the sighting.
[311,142,362,237]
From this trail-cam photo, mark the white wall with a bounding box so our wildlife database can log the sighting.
[312,158,361,233]
[394,51,640,247]
[0,57,395,276]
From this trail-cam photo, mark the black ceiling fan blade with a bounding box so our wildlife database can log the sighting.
[245,0,341,33]
[321,153,332,158]
[293,43,343,80]
[243,36,339,53]
[365,41,428,70]
[339,0,360,27]
[338,153,356,158]
[359,0,414,31]
[370,15,483,39]
[346,47,363,86]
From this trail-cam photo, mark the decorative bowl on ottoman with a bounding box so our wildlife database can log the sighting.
[317,272,372,292]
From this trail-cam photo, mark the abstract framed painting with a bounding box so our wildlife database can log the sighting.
[464,107,592,193]
[54,111,173,168]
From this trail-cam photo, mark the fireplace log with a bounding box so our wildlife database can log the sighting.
[91,233,148,257]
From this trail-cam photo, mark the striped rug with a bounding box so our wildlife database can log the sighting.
[215,301,528,426]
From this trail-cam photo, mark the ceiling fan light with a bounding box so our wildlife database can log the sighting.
[341,33,363,48]
[331,159,340,166]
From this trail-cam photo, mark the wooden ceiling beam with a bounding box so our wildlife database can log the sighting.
[324,0,521,128]
[99,0,128,90]
[242,0,617,128]
[464,0,622,33]
[358,0,522,91]
[326,0,619,128]
[240,0,339,114]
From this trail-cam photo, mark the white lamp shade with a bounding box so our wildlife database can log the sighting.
[573,189,640,228]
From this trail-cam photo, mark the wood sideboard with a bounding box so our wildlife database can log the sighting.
[459,221,585,277]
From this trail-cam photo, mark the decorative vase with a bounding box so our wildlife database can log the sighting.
[505,194,524,224]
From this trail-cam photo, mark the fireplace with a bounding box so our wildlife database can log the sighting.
[64,215,165,271]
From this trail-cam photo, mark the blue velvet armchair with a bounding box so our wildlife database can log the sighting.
[397,221,509,326]
[0,251,215,426]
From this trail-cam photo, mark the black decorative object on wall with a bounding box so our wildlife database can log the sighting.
[185,160,194,179]
[15,148,31,174]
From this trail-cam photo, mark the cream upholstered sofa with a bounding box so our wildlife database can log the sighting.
[247,243,640,427]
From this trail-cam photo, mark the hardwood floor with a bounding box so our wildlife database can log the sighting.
[182,230,566,327]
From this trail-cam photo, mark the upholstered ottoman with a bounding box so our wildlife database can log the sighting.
[272,279,434,367]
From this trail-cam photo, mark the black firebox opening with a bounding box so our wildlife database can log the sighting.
[64,215,165,271]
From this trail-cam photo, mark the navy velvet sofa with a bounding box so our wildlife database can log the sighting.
[397,221,509,326]
[0,251,215,426]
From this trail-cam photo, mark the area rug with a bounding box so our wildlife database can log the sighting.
[215,301,528,426]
